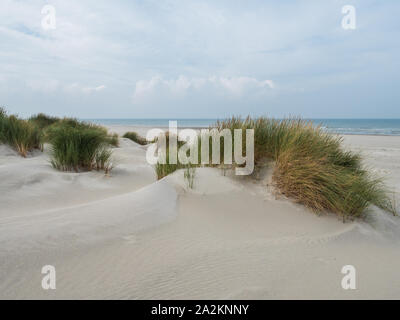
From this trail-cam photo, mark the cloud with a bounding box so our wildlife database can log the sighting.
[133,76,274,102]
[82,85,106,94]
[218,77,275,94]
[23,80,106,95]
[0,0,399,118]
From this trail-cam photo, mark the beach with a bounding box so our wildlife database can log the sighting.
[0,128,399,299]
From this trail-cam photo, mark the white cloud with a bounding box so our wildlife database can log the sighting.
[24,80,106,94]
[0,0,399,118]
[218,77,275,94]
[133,76,274,102]
[82,85,106,94]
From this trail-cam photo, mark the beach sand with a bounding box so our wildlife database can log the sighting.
[0,128,399,299]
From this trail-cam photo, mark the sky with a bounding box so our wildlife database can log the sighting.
[0,0,399,119]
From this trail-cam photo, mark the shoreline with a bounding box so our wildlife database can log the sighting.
[100,123,400,137]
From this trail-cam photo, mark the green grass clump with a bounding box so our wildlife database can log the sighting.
[50,117,97,129]
[214,116,396,220]
[95,147,114,174]
[153,132,192,179]
[0,110,115,173]
[0,108,42,157]
[154,150,181,180]
[123,131,148,145]
[108,133,119,147]
[29,113,60,129]
[46,120,113,173]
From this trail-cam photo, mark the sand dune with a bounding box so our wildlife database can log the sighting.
[0,133,400,299]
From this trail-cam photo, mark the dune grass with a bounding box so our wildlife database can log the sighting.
[123,131,148,145]
[1,108,394,218]
[108,133,119,147]
[152,116,395,219]
[0,109,115,173]
[154,150,181,180]
[29,113,60,129]
[46,119,113,173]
[153,132,189,179]
[215,116,396,219]
[0,108,42,156]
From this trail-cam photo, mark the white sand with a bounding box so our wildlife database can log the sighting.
[0,130,400,299]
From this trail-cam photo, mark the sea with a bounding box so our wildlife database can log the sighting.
[87,118,400,136]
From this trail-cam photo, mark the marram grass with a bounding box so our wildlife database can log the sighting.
[46,119,113,173]
[123,131,148,145]
[153,132,188,179]
[154,148,181,180]
[0,108,42,157]
[216,116,396,220]
[1,109,395,218]
[29,113,59,129]
[108,133,119,147]
[0,110,115,173]
[153,116,396,219]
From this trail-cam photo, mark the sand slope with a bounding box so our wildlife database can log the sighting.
[0,134,400,299]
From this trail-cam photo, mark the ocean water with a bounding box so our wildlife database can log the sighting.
[87,118,400,136]
[313,119,400,136]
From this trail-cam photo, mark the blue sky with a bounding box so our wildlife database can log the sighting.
[0,0,399,118]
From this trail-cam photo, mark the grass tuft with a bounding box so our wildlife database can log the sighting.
[29,113,60,129]
[108,133,119,147]
[153,132,190,179]
[154,150,180,179]
[123,131,148,145]
[0,109,42,156]
[46,119,113,173]
[215,116,396,219]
